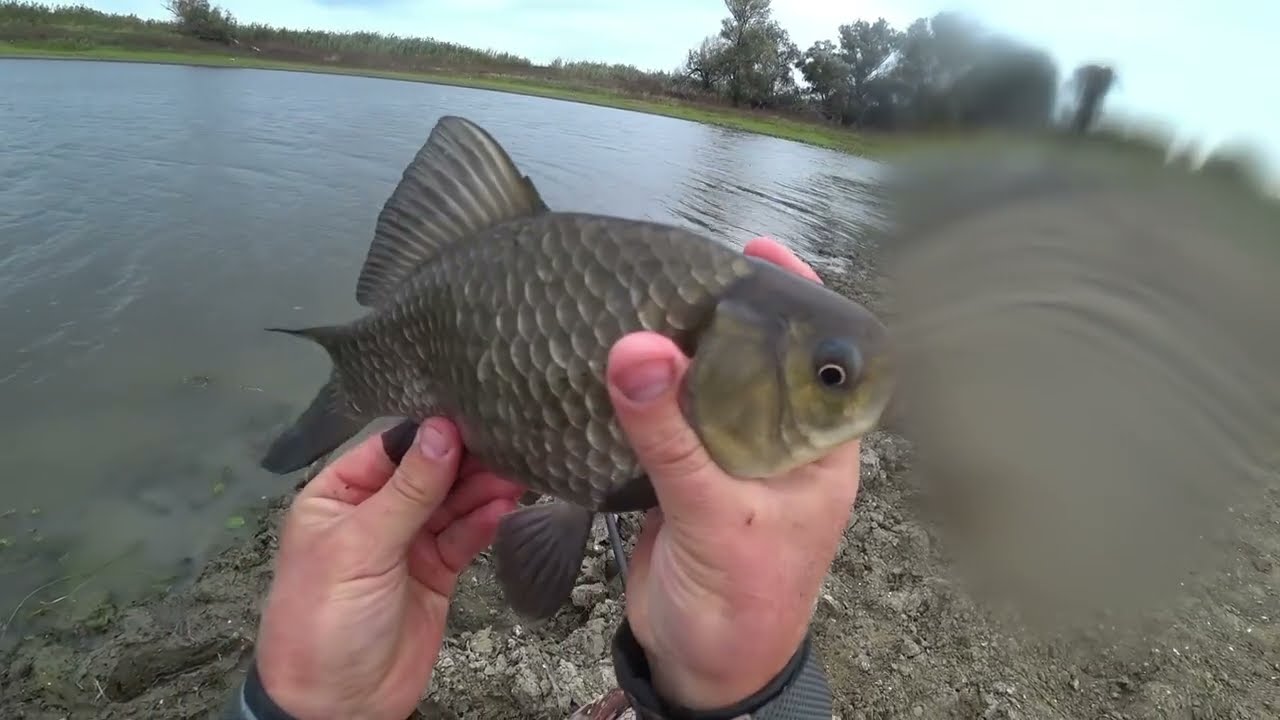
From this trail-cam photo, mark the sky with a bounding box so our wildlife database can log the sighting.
[86,0,1279,188]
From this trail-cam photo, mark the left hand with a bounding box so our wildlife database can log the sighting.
[253,418,526,720]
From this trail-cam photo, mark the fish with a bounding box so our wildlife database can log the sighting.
[257,115,896,619]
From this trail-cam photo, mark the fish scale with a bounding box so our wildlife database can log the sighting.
[260,115,893,619]
[344,213,748,508]
[378,210,747,507]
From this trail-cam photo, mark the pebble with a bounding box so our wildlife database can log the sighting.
[901,637,923,658]
[992,681,1016,696]
[572,583,607,609]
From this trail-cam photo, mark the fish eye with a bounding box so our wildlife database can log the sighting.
[818,363,847,387]
[813,338,861,391]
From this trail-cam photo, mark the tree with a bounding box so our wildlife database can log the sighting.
[1069,64,1117,134]
[678,6,1077,133]
[748,21,802,107]
[798,40,850,111]
[833,18,902,126]
[684,35,729,92]
[881,17,949,128]
[164,0,236,44]
[948,42,1059,129]
[868,12,1060,131]
[714,0,799,107]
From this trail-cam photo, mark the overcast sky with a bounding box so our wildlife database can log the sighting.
[86,0,1278,186]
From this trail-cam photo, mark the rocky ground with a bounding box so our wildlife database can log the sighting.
[2,423,1277,720]
[3,195,1280,718]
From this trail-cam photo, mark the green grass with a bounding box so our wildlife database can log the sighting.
[0,42,882,157]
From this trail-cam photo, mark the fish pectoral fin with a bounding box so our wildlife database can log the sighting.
[493,501,594,620]
[355,115,552,308]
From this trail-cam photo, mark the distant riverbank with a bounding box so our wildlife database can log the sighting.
[0,44,881,157]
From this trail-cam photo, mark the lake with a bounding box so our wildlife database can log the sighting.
[0,58,884,644]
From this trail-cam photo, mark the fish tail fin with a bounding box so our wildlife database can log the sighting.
[493,501,595,620]
[260,325,369,475]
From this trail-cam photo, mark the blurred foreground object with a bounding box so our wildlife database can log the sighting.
[873,132,1280,627]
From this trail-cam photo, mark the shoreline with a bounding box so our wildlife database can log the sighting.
[0,45,883,157]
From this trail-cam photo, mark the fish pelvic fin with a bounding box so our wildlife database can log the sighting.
[355,115,552,308]
[260,326,370,475]
[493,501,594,620]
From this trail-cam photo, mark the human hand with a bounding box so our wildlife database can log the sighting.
[252,419,525,720]
[605,237,863,710]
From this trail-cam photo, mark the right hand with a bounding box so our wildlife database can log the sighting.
[603,237,864,710]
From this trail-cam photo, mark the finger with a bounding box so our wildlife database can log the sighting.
[458,451,493,479]
[297,424,408,502]
[434,497,519,573]
[348,418,463,559]
[626,507,662,582]
[805,438,865,520]
[606,332,723,520]
[618,508,662,638]
[424,470,527,534]
[332,469,522,528]
[744,237,822,284]
[295,420,424,504]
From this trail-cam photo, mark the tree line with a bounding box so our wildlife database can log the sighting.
[158,0,1117,134]
[7,0,1116,135]
[673,0,1116,133]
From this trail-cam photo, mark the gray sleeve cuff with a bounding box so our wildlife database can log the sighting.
[219,659,297,720]
[611,619,833,719]
[219,678,258,720]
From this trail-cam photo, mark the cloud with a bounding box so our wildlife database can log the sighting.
[309,0,406,7]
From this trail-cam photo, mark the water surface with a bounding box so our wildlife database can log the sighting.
[0,58,883,643]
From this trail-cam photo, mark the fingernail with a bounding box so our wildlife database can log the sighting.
[418,419,452,459]
[615,357,674,403]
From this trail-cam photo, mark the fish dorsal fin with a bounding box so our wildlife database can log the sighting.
[355,115,550,307]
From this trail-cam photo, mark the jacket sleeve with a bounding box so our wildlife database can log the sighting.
[609,619,833,720]
[221,620,834,720]
[218,660,297,720]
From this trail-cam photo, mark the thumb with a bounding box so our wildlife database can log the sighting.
[606,332,721,518]
[351,417,462,559]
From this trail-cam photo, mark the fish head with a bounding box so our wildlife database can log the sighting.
[681,257,895,479]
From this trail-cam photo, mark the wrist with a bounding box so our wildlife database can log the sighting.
[650,616,809,711]
[612,619,823,719]
[648,646,793,711]
[237,657,302,720]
